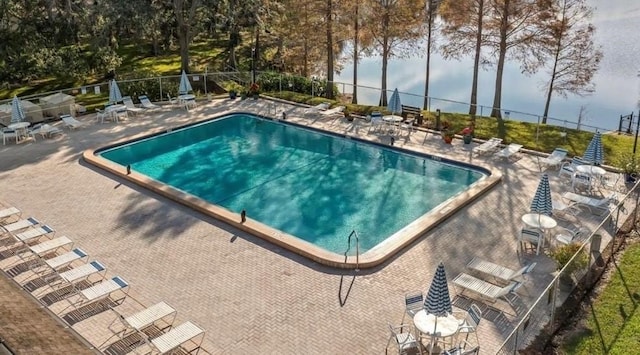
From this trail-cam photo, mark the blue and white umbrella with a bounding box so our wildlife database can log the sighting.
[109,79,123,104]
[424,262,452,316]
[178,70,193,94]
[388,88,402,115]
[10,96,25,123]
[530,173,553,216]
[424,262,453,352]
[583,132,604,165]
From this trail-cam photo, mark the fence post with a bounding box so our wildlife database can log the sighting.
[159,77,163,102]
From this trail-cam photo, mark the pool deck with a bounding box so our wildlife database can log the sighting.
[0,98,623,354]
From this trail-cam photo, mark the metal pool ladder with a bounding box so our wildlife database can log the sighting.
[344,230,360,271]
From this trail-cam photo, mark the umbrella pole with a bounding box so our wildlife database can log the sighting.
[430,317,438,354]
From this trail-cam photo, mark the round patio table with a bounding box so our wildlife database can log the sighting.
[521,213,557,230]
[576,165,606,177]
[413,310,459,352]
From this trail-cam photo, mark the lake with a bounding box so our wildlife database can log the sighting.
[334,0,640,132]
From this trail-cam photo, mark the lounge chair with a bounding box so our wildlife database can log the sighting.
[2,217,40,234]
[64,276,129,311]
[561,191,617,215]
[117,301,177,335]
[26,235,73,257]
[30,124,63,139]
[138,95,160,110]
[0,207,21,224]
[552,198,581,220]
[143,321,205,355]
[466,257,536,284]
[122,96,145,116]
[53,260,106,287]
[555,226,589,245]
[494,143,523,160]
[61,114,86,130]
[320,105,345,118]
[540,148,568,170]
[472,137,502,155]
[14,224,55,243]
[303,102,330,115]
[43,248,88,270]
[452,272,522,305]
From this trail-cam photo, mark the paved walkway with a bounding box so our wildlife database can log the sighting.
[0,98,622,354]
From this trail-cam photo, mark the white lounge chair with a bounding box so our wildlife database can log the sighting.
[30,124,63,139]
[54,260,106,286]
[320,105,345,118]
[142,321,205,355]
[452,272,522,305]
[64,276,128,311]
[122,96,145,116]
[555,226,589,245]
[119,301,177,334]
[472,137,502,155]
[138,95,160,110]
[466,257,536,284]
[494,143,523,160]
[552,198,581,220]
[14,225,55,243]
[44,248,88,270]
[561,191,617,215]
[540,148,568,170]
[303,102,330,115]
[0,207,21,224]
[27,235,73,257]
[61,114,86,130]
[2,217,40,234]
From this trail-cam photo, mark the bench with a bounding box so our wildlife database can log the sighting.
[401,105,423,121]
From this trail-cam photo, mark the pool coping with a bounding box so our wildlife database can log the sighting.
[82,112,502,269]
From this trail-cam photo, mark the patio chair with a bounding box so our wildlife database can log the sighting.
[386,323,423,355]
[122,96,145,116]
[559,156,589,179]
[452,272,522,306]
[494,143,523,160]
[368,112,384,133]
[472,137,502,156]
[540,148,568,170]
[402,291,424,322]
[61,114,86,130]
[571,172,593,194]
[518,228,543,255]
[466,257,536,284]
[443,340,480,355]
[555,226,589,245]
[138,95,160,110]
[453,304,482,345]
[561,191,617,215]
[1,127,17,145]
[166,93,179,108]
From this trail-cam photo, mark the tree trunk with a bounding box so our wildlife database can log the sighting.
[178,24,190,72]
[423,5,434,110]
[325,0,335,100]
[352,1,359,104]
[490,0,509,122]
[543,45,560,123]
[469,0,484,117]
[379,12,390,106]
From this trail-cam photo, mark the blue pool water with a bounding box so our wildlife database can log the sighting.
[100,114,486,254]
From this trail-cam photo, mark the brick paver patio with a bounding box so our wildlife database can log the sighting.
[0,98,620,354]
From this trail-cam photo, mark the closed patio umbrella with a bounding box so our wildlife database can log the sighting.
[10,96,25,123]
[530,173,553,216]
[388,88,402,116]
[583,132,604,165]
[179,70,193,95]
[424,262,453,353]
[109,79,123,104]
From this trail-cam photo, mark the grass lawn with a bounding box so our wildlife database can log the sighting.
[561,239,640,354]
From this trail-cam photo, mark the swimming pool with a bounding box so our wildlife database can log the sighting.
[85,113,500,268]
